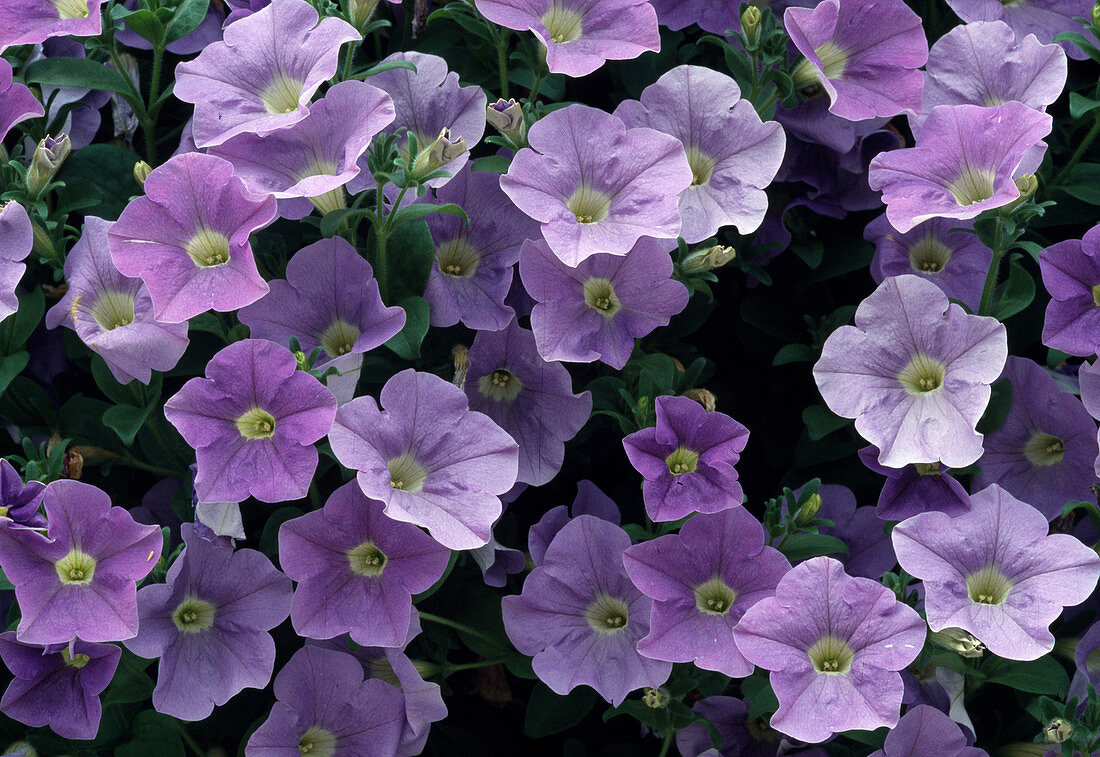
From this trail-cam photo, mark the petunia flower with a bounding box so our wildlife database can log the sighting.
[238,236,405,403]
[622,507,790,677]
[163,339,337,504]
[622,394,749,522]
[868,705,987,757]
[501,104,692,266]
[246,646,406,756]
[0,459,45,529]
[502,515,672,705]
[0,0,103,48]
[208,80,394,219]
[0,202,34,321]
[124,523,292,721]
[784,0,928,121]
[421,164,539,331]
[278,480,450,648]
[328,369,519,550]
[867,103,1052,233]
[172,0,359,148]
[0,633,120,740]
[733,556,925,743]
[0,60,45,143]
[108,152,278,323]
[528,479,620,566]
[1038,224,1100,356]
[943,0,1096,61]
[0,480,162,645]
[520,237,689,369]
[465,321,592,486]
[475,0,659,78]
[1078,360,1100,478]
[814,274,1007,468]
[46,216,189,385]
[974,357,1098,519]
[858,445,971,521]
[892,484,1100,660]
[675,695,829,757]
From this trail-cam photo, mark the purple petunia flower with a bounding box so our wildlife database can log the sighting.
[246,645,406,756]
[785,0,927,121]
[1039,224,1100,356]
[675,695,829,757]
[814,274,1007,468]
[865,214,993,312]
[422,164,539,331]
[974,357,1098,520]
[124,524,292,720]
[893,484,1100,660]
[501,105,692,266]
[46,216,189,385]
[279,480,450,648]
[475,0,659,78]
[0,480,162,645]
[164,339,337,504]
[328,369,519,550]
[858,446,971,520]
[1079,360,1100,478]
[208,80,394,219]
[0,633,120,740]
[622,507,790,677]
[0,459,45,529]
[622,394,749,522]
[528,479,620,566]
[0,0,103,48]
[613,65,785,243]
[0,60,45,143]
[172,0,358,148]
[869,705,987,757]
[520,237,689,369]
[868,103,1052,233]
[943,0,1096,61]
[0,202,33,322]
[108,152,278,323]
[503,515,672,705]
[238,236,405,403]
[733,556,925,743]
[465,321,591,486]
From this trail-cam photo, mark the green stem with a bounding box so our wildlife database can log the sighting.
[418,612,509,649]
[657,723,674,757]
[341,39,361,82]
[120,454,187,479]
[373,179,389,301]
[495,28,510,98]
[977,214,1008,317]
[528,63,545,105]
[173,717,204,757]
[1053,113,1100,189]
[444,657,509,673]
[143,44,165,164]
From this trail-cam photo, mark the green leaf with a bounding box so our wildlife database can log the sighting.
[56,144,142,220]
[0,352,29,397]
[102,649,155,705]
[992,258,1036,320]
[777,532,850,562]
[793,240,824,269]
[384,296,430,360]
[976,377,1012,435]
[165,0,210,42]
[103,403,155,446]
[357,59,418,78]
[1069,92,1100,119]
[384,220,436,303]
[772,343,817,366]
[122,8,169,46]
[258,507,305,559]
[524,684,598,738]
[603,700,665,731]
[0,288,44,354]
[1056,163,1100,205]
[92,355,136,405]
[0,566,14,591]
[802,404,849,440]
[114,710,184,757]
[741,671,779,719]
[983,655,1070,697]
[472,155,512,173]
[390,202,468,227]
[23,57,137,97]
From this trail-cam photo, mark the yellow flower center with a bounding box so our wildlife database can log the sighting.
[436,236,481,278]
[347,541,387,577]
[478,369,524,402]
[693,577,737,615]
[387,452,428,492]
[685,146,716,186]
[665,446,699,476]
[51,0,89,19]
[1022,431,1064,467]
[56,548,96,585]
[172,596,216,633]
[966,565,1012,605]
[540,3,583,43]
[582,277,621,317]
[807,635,855,674]
[235,407,276,440]
[184,228,231,268]
[320,318,360,357]
[566,185,611,225]
[297,726,337,757]
[88,290,136,331]
[948,165,997,207]
[897,353,946,395]
[584,593,629,634]
[260,74,304,115]
[908,236,952,274]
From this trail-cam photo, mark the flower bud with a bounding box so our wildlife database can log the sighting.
[1044,718,1072,743]
[683,388,716,411]
[348,0,380,30]
[62,449,83,480]
[31,222,55,261]
[682,244,735,273]
[294,350,309,371]
[1092,1,1100,27]
[929,627,985,658]
[1014,173,1038,201]
[486,98,527,146]
[133,160,153,188]
[741,6,762,46]
[794,492,822,524]
[25,134,71,196]
[2,742,37,757]
[642,687,670,709]
[411,128,466,180]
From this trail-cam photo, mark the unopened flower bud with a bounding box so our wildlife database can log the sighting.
[294,350,309,371]
[683,388,716,411]
[1014,173,1038,201]
[1044,718,1072,743]
[411,128,466,179]
[741,6,762,46]
[642,687,670,709]
[349,0,380,30]
[2,742,37,757]
[133,160,152,188]
[682,244,735,273]
[486,98,527,146]
[929,627,985,658]
[31,222,55,261]
[1092,1,1100,27]
[62,449,83,480]
[25,134,71,195]
[794,492,822,524]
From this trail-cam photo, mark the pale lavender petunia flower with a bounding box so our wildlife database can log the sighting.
[893,484,1100,660]
[868,705,987,757]
[520,237,689,369]
[172,0,358,148]
[0,60,45,142]
[733,556,925,743]
[0,0,103,48]
[328,369,519,550]
[246,646,406,756]
[0,633,119,740]
[975,357,1098,520]
[858,445,971,520]
[865,214,993,312]
[675,696,829,757]
[279,480,450,648]
[0,202,33,321]
[465,321,591,486]
[1078,360,1100,478]
[785,0,927,121]
[814,274,1007,468]
[0,480,162,645]
[868,103,1052,233]
[501,105,692,266]
[108,152,278,323]
[776,93,888,155]
[475,0,659,77]
[613,65,785,243]
[0,459,45,529]
[622,394,749,522]
[164,339,337,504]
[623,507,789,677]
[422,164,539,331]
[238,236,405,403]
[1039,224,1100,356]
[528,479,620,566]
[503,515,672,705]
[124,523,292,720]
[944,0,1096,61]
[209,80,394,219]
[46,217,189,385]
